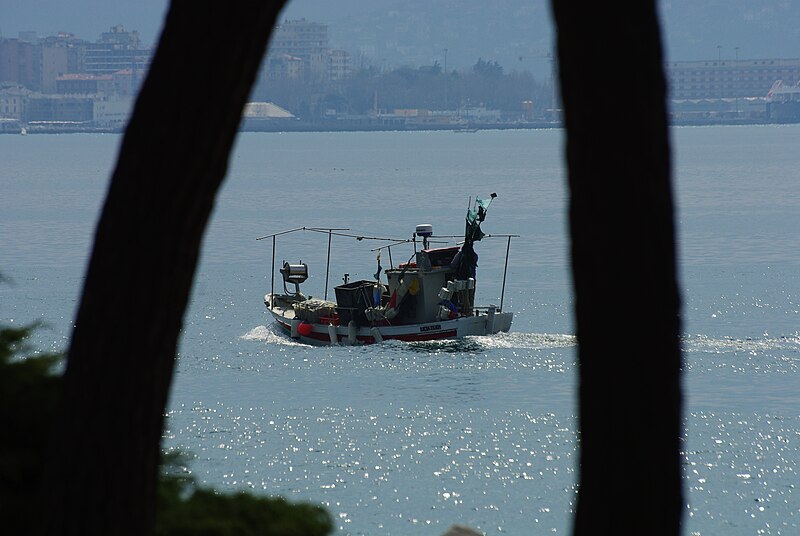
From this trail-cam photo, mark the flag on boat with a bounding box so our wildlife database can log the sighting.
[455,193,497,280]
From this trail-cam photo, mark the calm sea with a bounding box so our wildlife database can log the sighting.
[2,126,799,535]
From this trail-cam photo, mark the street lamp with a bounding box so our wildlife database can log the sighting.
[734,46,741,115]
[444,48,448,111]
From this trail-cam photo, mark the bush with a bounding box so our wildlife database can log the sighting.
[0,321,332,535]
[0,322,62,534]
[157,451,333,536]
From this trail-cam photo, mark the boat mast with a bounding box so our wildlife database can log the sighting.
[500,235,511,312]
[324,230,333,300]
[271,235,276,310]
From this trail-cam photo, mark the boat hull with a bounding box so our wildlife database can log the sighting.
[265,293,512,346]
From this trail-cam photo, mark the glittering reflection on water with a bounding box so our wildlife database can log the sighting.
[682,333,800,377]
[683,412,800,535]
[5,124,800,536]
[167,324,579,534]
[163,403,800,536]
[683,333,800,360]
[164,403,578,535]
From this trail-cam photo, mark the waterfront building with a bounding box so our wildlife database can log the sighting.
[93,96,134,128]
[98,25,141,48]
[55,73,115,95]
[84,26,151,76]
[328,49,352,81]
[0,85,31,120]
[0,39,39,90]
[1,28,146,93]
[266,54,305,81]
[110,69,142,96]
[268,19,329,79]
[39,46,69,93]
[83,44,150,75]
[25,94,94,122]
[666,58,800,99]
[0,34,89,92]
[40,32,88,73]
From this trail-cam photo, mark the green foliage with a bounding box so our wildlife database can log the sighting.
[252,58,548,118]
[473,58,504,78]
[0,322,62,534]
[156,451,333,536]
[0,321,332,535]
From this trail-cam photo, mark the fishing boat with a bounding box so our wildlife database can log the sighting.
[258,194,515,345]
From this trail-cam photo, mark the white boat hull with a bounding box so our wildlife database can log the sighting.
[265,293,512,345]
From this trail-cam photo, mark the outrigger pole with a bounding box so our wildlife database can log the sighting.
[271,235,275,310]
[468,234,519,312]
[256,226,349,307]
[257,226,416,302]
[257,227,305,311]
[258,225,516,311]
[479,233,519,313]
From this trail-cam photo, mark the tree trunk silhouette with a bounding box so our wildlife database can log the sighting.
[39,2,287,534]
[551,2,683,534]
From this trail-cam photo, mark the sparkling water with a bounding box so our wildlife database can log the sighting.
[2,126,799,534]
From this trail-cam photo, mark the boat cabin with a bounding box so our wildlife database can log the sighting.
[382,246,475,324]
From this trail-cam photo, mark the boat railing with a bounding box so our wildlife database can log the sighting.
[258,227,518,314]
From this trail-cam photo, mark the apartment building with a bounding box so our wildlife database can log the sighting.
[666,58,800,99]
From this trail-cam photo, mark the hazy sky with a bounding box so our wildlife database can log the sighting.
[0,0,365,45]
[3,1,800,66]
[1,0,166,44]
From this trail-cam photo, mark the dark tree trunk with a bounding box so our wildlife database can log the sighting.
[551,2,683,534]
[39,2,287,534]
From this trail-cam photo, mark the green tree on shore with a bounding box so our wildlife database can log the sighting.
[252,58,548,119]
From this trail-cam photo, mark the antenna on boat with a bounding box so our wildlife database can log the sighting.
[500,236,512,312]
[415,224,433,250]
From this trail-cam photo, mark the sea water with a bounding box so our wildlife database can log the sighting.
[2,126,799,535]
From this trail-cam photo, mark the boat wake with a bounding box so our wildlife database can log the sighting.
[476,331,577,350]
[242,324,576,352]
[241,324,310,347]
[682,333,800,355]
[243,326,799,361]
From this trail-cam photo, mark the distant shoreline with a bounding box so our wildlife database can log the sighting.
[2,117,795,135]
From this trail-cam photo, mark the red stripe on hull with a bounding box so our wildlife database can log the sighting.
[274,319,458,344]
[388,330,458,342]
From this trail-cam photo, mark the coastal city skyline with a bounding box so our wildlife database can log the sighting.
[3,0,800,72]
[3,1,800,131]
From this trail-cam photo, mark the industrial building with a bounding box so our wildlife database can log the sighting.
[666,58,800,100]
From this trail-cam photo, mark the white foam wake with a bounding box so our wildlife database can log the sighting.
[241,324,309,346]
